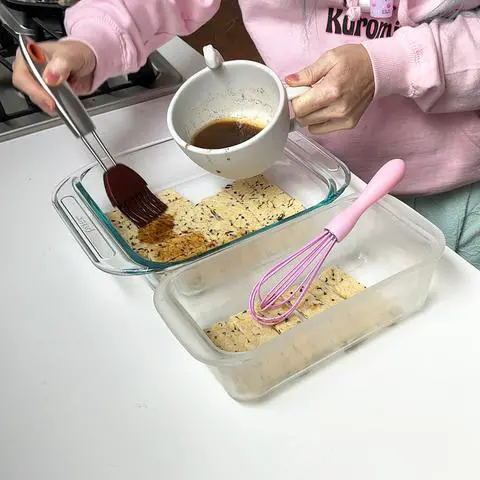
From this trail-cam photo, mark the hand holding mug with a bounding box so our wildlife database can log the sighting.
[287,44,375,134]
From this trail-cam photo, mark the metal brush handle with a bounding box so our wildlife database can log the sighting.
[18,34,117,171]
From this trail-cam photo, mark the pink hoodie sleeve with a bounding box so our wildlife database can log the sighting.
[363,13,480,113]
[64,0,221,89]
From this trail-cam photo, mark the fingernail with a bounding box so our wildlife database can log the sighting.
[285,73,299,83]
[44,70,60,84]
[40,100,55,114]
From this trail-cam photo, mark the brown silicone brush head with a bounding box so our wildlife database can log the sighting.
[103,164,168,227]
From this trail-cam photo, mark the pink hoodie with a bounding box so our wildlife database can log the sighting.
[64,0,480,195]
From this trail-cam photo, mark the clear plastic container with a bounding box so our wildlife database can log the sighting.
[153,194,445,401]
[52,132,350,275]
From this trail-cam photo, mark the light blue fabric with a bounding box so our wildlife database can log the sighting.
[400,182,480,269]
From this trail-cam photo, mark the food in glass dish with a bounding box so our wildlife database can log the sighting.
[205,266,366,352]
[107,175,304,262]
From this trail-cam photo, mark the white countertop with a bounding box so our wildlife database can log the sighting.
[1,37,480,480]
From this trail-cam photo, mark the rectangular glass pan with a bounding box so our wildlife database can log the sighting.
[153,194,445,401]
[52,131,350,275]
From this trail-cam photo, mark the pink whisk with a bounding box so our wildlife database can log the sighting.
[249,158,406,325]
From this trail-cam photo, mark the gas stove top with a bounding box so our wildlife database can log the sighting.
[0,2,183,142]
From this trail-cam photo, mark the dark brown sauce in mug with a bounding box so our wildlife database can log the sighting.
[191,118,264,149]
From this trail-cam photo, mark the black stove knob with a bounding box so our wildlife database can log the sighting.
[127,59,157,88]
[0,101,6,121]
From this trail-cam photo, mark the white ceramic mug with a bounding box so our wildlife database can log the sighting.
[166,45,310,179]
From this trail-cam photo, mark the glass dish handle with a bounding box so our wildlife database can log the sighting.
[287,131,351,186]
[52,176,151,275]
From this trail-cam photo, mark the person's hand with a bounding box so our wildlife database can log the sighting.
[12,40,96,114]
[286,44,374,134]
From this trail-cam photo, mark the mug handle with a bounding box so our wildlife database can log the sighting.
[203,44,224,70]
[286,86,311,132]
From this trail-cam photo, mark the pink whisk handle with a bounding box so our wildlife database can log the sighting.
[325,158,406,242]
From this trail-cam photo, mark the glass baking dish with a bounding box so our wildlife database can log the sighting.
[52,131,350,275]
[153,193,445,401]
